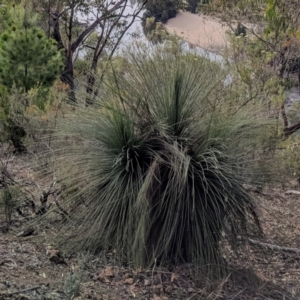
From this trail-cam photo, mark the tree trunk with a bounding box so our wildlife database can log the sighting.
[85,1,146,106]
[61,50,76,102]
[50,10,64,50]
[298,63,300,94]
[50,10,76,101]
[86,58,98,106]
[49,0,132,104]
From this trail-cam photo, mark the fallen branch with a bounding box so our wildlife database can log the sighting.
[283,120,300,137]
[0,259,16,266]
[16,227,35,237]
[247,238,300,254]
[280,98,300,137]
[285,190,300,196]
[0,286,40,296]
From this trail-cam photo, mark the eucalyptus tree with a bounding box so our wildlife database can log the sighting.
[31,0,146,103]
[204,0,300,83]
[204,0,300,137]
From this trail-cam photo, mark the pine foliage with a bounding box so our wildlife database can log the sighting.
[0,4,63,92]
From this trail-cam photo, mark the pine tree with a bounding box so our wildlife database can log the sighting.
[0,3,64,151]
[0,5,63,92]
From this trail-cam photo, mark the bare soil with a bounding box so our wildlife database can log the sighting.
[1,150,300,300]
[164,11,229,53]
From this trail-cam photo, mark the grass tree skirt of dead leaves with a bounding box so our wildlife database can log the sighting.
[31,45,280,280]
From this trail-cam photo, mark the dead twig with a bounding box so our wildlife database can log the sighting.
[0,286,40,296]
[0,259,16,266]
[247,238,300,254]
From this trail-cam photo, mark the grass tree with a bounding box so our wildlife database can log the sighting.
[39,46,276,277]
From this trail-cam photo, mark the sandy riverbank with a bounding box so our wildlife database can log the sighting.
[165,11,230,53]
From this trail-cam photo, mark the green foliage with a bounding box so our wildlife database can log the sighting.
[74,59,90,77]
[0,27,63,92]
[235,22,247,36]
[198,0,267,21]
[0,84,9,122]
[62,253,89,299]
[63,271,86,299]
[187,0,200,13]
[143,0,181,23]
[224,31,289,111]
[280,137,300,181]
[38,47,276,278]
[0,82,66,150]
[0,1,10,31]
[1,88,27,150]
[0,4,63,92]
[143,17,168,44]
[265,0,288,36]
[0,185,22,225]
[0,3,61,149]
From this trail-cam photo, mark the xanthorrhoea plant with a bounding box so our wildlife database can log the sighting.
[39,46,275,277]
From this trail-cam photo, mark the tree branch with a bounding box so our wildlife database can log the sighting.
[71,0,127,52]
[283,120,300,137]
[0,286,41,296]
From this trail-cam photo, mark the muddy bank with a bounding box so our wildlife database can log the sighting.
[165,11,229,53]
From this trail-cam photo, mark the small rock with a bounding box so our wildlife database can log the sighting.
[125,278,134,285]
[46,249,66,264]
[16,227,35,237]
[165,285,173,293]
[144,279,151,286]
[98,273,111,283]
[152,284,164,294]
[45,292,65,300]
[188,287,196,293]
[104,266,114,277]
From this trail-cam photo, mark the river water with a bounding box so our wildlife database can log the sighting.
[76,3,224,63]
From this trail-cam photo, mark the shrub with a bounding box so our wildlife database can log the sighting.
[143,0,179,23]
[0,25,63,92]
[39,47,276,277]
[0,185,23,228]
[0,3,63,151]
